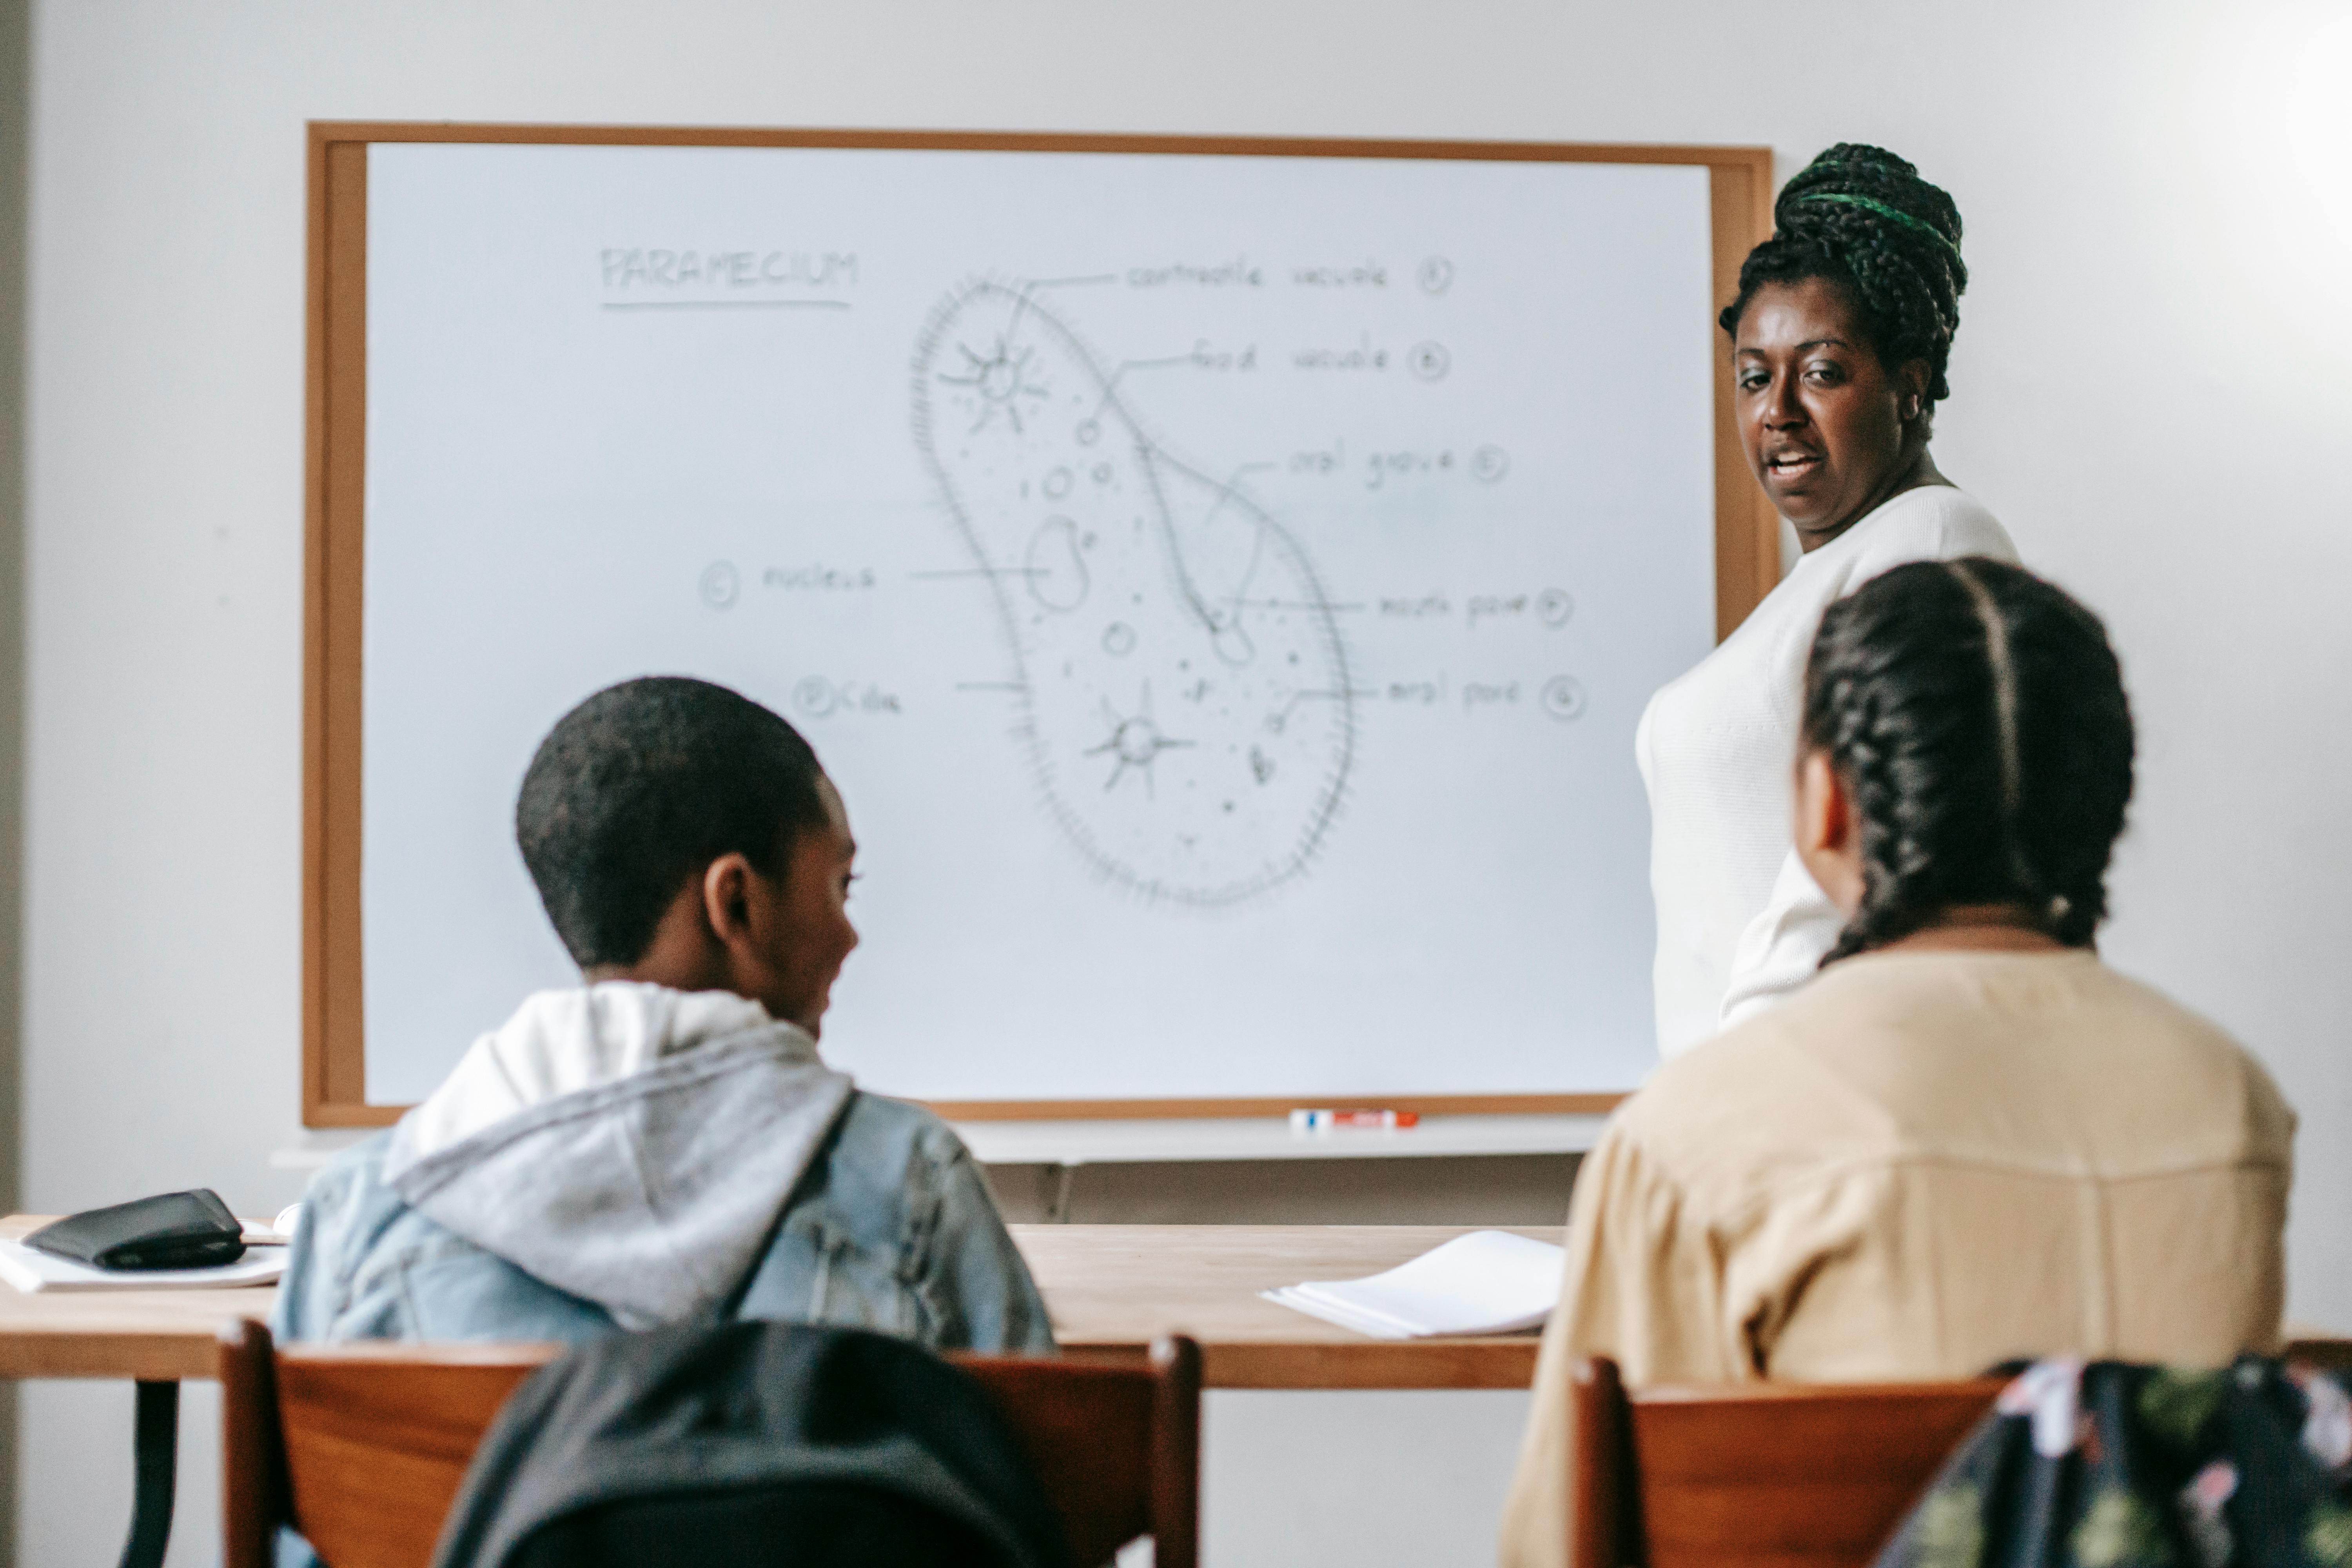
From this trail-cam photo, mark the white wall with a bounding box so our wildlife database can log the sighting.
[0,0,23,1560]
[15,1,2350,1563]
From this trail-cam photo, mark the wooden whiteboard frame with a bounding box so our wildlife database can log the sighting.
[302,123,1778,1128]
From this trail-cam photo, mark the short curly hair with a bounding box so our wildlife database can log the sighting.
[515,676,830,967]
[1720,143,1969,409]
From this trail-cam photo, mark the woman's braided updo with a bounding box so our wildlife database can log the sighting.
[1722,144,1969,411]
[1803,558,2134,964]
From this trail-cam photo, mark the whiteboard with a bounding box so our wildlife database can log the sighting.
[331,133,1743,1114]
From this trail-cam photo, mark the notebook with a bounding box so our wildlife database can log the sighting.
[1262,1230,1566,1339]
[0,1238,288,1294]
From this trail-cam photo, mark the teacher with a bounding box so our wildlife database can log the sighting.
[1639,144,2017,1058]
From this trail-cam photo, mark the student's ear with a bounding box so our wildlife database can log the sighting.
[1794,750,1867,916]
[699,852,763,947]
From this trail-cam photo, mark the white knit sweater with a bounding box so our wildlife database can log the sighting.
[1636,485,2017,1058]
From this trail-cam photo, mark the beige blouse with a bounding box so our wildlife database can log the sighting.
[1500,949,2294,1568]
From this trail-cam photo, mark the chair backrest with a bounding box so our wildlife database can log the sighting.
[2286,1332,2352,1375]
[1571,1356,2004,1568]
[221,1320,1200,1568]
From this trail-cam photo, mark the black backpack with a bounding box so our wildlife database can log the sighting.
[429,1321,1078,1568]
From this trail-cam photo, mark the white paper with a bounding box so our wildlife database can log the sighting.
[1261,1230,1566,1339]
[0,1240,288,1294]
[1262,1286,1429,1341]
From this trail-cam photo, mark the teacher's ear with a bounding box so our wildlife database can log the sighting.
[1895,358,1932,430]
[1793,749,1867,917]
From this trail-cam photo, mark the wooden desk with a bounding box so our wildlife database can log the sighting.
[5,1214,2345,1390]
[0,1218,1549,1387]
[0,1216,1540,1566]
[1015,1223,1553,1388]
[6,1210,2341,1568]
[0,1230,278,1380]
[0,1216,281,1568]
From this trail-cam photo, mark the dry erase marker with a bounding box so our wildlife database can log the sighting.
[1290,1109,1420,1131]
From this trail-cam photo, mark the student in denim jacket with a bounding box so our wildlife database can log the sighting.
[274,677,1053,1354]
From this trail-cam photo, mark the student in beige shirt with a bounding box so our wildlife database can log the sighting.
[1501,558,2293,1568]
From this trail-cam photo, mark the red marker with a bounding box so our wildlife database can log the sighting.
[1290,1109,1421,1131]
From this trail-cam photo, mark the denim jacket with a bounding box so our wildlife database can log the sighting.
[272,1092,1056,1354]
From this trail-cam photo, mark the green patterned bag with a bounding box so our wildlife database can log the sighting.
[1878,1358,2352,1568]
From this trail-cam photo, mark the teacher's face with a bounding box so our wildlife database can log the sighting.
[1733,277,1928,548]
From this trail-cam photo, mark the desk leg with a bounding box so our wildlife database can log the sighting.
[118,1380,178,1568]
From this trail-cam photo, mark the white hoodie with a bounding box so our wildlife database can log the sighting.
[380,982,855,1329]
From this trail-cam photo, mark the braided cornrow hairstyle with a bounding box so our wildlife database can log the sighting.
[1720,143,1969,414]
[1802,558,2134,964]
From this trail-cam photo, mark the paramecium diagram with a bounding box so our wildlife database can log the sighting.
[913,281,1355,908]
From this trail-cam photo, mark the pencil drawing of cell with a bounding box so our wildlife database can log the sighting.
[912,280,1354,907]
[1085,682,1193,799]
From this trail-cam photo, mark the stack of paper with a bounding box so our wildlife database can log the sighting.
[0,1239,288,1294]
[1262,1230,1566,1339]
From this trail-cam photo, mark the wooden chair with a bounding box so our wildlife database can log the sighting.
[2286,1332,2352,1375]
[1571,1356,2005,1568]
[220,1320,1201,1568]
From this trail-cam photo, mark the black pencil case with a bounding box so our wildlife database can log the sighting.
[22,1188,247,1271]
